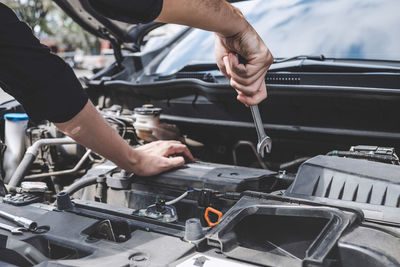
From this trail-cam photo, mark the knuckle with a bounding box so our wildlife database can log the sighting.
[240,77,252,86]
[230,79,238,88]
[263,89,268,99]
[234,68,249,78]
[266,53,274,65]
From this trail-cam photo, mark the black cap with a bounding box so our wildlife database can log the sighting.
[56,191,74,210]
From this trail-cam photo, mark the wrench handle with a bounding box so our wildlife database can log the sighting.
[0,222,13,231]
[0,210,37,230]
[250,105,266,140]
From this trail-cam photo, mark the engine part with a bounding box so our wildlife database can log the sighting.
[2,181,49,206]
[0,210,37,230]
[204,207,223,227]
[21,181,48,192]
[232,140,268,169]
[249,105,272,157]
[134,104,162,142]
[138,199,178,223]
[285,155,400,224]
[101,105,138,144]
[166,190,192,205]
[64,176,98,195]
[279,157,310,170]
[133,104,181,142]
[85,219,117,242]
[24,149,92,179]
[79,161,277,224]
[0,140,6,180]
[106,169,133,189]
[3,193,44,206]
[7,137,76,189]
[56,191,74,210]
[184,218,205,241]
[327,145,400,165]
[133,162,276,192]
[206,194,359,267]
[2,113,29,182]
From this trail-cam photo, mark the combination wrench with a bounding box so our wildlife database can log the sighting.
[0,222,25,235]
[250,105,272,158]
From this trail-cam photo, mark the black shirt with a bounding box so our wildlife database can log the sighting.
[0,1,163,123]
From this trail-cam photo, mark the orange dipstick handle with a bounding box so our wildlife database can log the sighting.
[204,207,223,227]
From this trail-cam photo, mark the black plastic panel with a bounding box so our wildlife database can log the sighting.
[285,155,400,223]
[134,161,276,192]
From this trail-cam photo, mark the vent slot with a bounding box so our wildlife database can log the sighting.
[265,74,301,85]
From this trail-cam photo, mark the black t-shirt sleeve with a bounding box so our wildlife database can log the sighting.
[89,0,164,24]
[0,3,88,123]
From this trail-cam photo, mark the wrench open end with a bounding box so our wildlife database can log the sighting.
[10,228,25,235]
[257,137,272,158]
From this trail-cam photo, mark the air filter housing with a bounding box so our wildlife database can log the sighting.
[284,155,400,224]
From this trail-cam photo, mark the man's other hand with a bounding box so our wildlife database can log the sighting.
[131,140,194,176]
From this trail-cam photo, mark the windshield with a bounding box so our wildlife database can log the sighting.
[155,0,400,75]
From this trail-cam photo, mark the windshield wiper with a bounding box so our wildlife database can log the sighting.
[269,57,400,73]
[274,54,326,63]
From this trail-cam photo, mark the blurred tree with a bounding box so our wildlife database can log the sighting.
[0,0,55,35]
[0,0,101,53]
[54,12,101,54]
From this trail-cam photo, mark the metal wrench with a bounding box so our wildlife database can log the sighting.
[250,105,272,158]
[0,222,25,235]
[0,210,37,230]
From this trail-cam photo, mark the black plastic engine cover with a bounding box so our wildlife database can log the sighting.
[132,161,276,192]
[284,155,400,224]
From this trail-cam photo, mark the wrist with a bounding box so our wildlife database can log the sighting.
[216,6,249,38]
[123,147,141,173]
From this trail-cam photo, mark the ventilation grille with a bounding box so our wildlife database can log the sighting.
[285,155,400,209]
[308,175,399,207]
[265,74,301,85]
[156,73,301,85]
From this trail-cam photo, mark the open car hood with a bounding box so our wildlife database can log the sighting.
[52,0,163,50]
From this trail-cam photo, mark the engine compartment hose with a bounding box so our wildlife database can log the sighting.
[279,157,311,170]
[7,137,75,189]
[327,150,399,164]
[6,153,36,191]
[24,149,92,179]
[64,176,98,196]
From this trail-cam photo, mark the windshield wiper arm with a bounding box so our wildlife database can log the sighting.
[274,54,326,64]
[269,57,400,73]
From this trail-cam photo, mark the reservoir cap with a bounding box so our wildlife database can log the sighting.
[3,113,29,121]
[134,104,162,116]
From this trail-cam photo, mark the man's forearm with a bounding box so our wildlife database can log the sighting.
[54,100,138,171]
[156,0,248,37]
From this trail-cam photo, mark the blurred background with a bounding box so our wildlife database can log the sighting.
[0,0,111,77]
[0,0,177,102]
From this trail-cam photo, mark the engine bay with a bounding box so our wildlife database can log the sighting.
[0,103,400,267]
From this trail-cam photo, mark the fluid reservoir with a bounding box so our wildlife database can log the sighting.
[133,104,162,142]
[134,104,181,142]
[2,113,29,182]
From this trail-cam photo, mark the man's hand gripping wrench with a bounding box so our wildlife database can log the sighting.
[250,105,272,158]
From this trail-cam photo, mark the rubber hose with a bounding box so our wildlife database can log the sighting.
[279,157,310,170]
[64,176,98,195]
[7,153,36,190]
